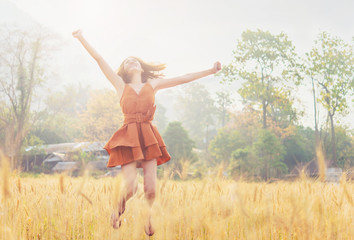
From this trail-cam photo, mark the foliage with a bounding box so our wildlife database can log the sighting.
[306,32,354,117]
[214,90,234,128]
[21,134,45,155]
[229,147,254,177]
[162,121,198,179]
[78,88,123,141]
[0,24,57,167]
[322,126,354,169]
[208,128,244,167]
[335,127,354,169]
[305,31,354,166]
[283,126,315,171]
[163,121,197,162]
[226,106,263,145]
[152,101,168,133]
[174,82,218,149]
[26,83,90,144]
[70,149,96,163]
[221,29,302,129]
[254,129,288,178]
[210,107,290,179]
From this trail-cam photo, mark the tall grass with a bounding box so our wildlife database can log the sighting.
[315,141,327,182]
[0,152,353,239]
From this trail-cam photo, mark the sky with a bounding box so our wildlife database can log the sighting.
[2,0,354,128]
[7,0,354,74]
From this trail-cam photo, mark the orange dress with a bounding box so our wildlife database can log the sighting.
[103,81,171,168]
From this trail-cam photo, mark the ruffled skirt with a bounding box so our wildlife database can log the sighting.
[104,122,171,168]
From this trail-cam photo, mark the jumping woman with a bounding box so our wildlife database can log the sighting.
[72,29,221,236]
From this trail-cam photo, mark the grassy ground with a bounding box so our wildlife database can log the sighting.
[0,161,353,240]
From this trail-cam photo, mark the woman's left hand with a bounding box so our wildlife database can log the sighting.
[211,61,222,74]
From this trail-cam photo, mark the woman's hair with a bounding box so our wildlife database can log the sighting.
[117,56,166,83]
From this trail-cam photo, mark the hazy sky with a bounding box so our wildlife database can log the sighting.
[3,0,354,128]
[9,0,354,74]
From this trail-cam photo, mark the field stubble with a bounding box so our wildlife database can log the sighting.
[0,155,353,240]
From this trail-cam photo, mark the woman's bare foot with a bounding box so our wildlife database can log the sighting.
[144,215,155,236]
[110,207,125,229]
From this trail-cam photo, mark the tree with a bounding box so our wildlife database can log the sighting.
[226,106,263,145]
[0,24,57,168]
[162,121,198,176]
[29,83,90,144]
[254,129,287,179]
[21,134,46,172]
[211,106,294,180]
[78,88,123,141]
[152,101,168,133]
[305,32,354,167]
[322,126,354,169]
[208,128,244,167]
[282,126,315,173]
[221,29,301,129]
[229,147,254,178]
[220,29,301,180]
[174,82,218,149]
[215,90,234,128]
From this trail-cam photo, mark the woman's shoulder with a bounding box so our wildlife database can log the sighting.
[148,78,163,89]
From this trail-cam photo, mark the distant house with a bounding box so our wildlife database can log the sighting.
[52,162,79,176]
[23,141,121,173]
[42,152,67,169]
[86,157,109,171]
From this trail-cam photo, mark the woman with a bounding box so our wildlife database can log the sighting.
[72,29,221,236]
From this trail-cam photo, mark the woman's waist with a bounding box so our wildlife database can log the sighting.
[123,105,156,124]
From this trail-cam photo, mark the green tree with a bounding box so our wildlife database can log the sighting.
[208,128,244,167]
[29,83,89,144]
[254,129,287,179]
[78,88,123,141]
[221,29,301,129]
[322,126,354,169]
[21,134,46,172]
[229,147,254,178]
[305,32,354,167]
[334,126,354,169]
[215,90,234,128]
[268,89,301,128]
[175,82,218,150]
[0,24,57,168]
[283,126,315,173]
[220,29,301,180]
[162,121,198,177]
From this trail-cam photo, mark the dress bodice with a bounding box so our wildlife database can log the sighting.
[120,82,155,114]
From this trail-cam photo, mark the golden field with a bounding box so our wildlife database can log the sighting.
[0,158,353,240]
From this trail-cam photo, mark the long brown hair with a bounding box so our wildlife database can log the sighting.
[117,56,166,83]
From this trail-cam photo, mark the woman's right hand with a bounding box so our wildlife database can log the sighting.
[72,29,83,39]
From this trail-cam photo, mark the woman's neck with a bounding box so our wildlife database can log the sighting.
[129,73,143,85]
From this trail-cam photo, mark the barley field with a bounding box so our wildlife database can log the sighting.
[0,158,353,240]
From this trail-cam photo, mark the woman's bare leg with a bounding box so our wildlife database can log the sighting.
[141,158,157,235]
[119,160,138,213]
[111,160,138,229]
[142,158,157,206]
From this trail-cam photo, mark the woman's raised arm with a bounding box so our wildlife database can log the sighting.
[72,29,124,93]
[152,62,221,91]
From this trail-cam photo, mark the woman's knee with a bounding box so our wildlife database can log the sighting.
[144,185,156,200]
[125,179,138,198]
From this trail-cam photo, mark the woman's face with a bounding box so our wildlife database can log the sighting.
[123,57,143,75]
